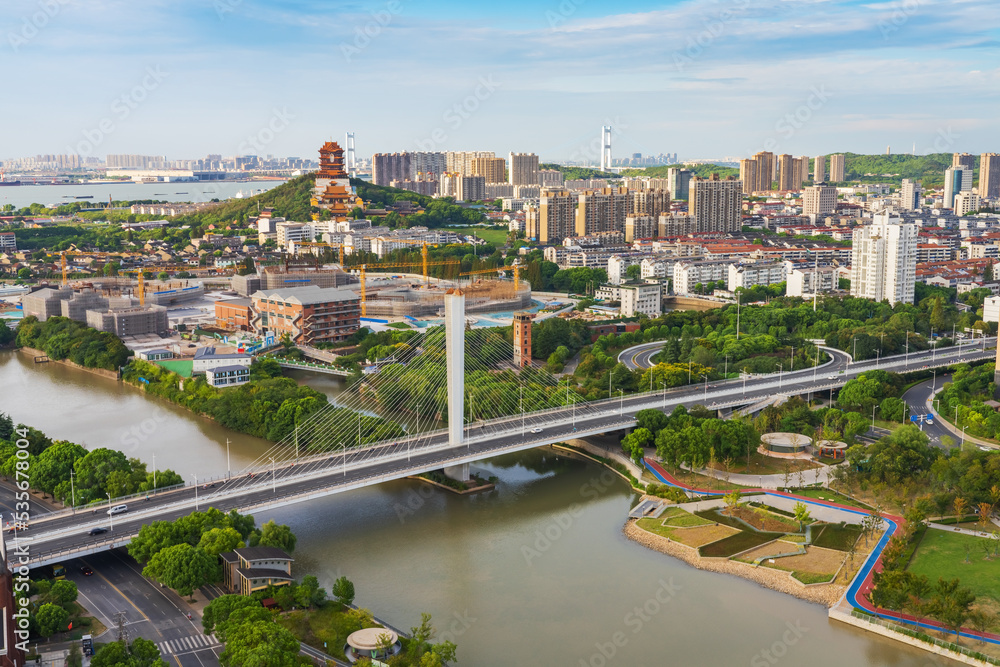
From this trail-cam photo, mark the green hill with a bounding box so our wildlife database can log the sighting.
[539,164,616,180]
[620,164,740,179]
[840,153,962,187]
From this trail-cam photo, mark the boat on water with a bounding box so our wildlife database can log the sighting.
[0,172,20,186]
[234,189,245,199]
[75,196,93,199]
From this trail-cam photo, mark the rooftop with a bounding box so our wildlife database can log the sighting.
[234,546,293,561]
[252,285,359,306]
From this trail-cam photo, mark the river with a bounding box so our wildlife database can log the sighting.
[0,351,951,666]
[0,179,286,210]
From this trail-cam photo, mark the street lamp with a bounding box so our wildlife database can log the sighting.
[872,404,879,430]
[193,474,199,511]
[226,438,231,481]
[619,389,624,416]
[69,470,75,511]
[107,493,114,532]
[778,362,783,391]
[962,426,969,449]
[152,452,156,496]
[270,457,276,493]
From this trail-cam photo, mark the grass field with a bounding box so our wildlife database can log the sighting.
[276,603,373,660]
[662,510,714,528]
[451,226,509,245]
[709,452,821,476]
[907,529,1000,602]
[636,518,737,547]
[812,523,863,552]
[792,487,872,510]
[699,531,783,558]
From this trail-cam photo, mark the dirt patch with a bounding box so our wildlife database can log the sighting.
[670,524,739,548]
[761,545,846,575]
[738,540,803,563]
[728,506,800,533]
[626,519,846,607]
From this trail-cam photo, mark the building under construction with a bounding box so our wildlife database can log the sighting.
[233,265,358,296]
[364,279,531,318]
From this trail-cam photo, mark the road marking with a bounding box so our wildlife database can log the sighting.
[91,561,152,625]
[159,634,220,654]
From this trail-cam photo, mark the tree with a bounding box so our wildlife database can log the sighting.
[91,639,167,667]
[128,521,182,563]
[17,267,31,280]
[723,490,742,516]
[198,527,245,556]
[793,502,811,531]
[142,543,218,597]
[47,579,78,606]
[954,496,969,519]
[202,595,262,635]
[215,605,272,642]
[927,578,976,642]
[35,602,69,636]
[67,642,83,667]
[257,520,297,553]
[219,620,299,667]
[295,575,326,609]
[332,575,355,606]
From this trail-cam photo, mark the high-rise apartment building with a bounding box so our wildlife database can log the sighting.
[739,159,759,195]
[539,169,565,187]
[829,154,845,182]
[372,153,410,186]
[471,157,506,184]
[954,191,983,216]
[526,190,576,244]
[445,151,494,175]
[943,166,973,208]
[813,155,826,183]
[628,189,671,219]
[953,153,975,171]
[777,154,795,191]
[796,157,810,187]
[458,176,486,202]
[802,185,837,216]
[850,212,917,306]
[979,153,1000,199]
[899,179,921,211]
[667,168,693,200]
[576,188,628,236]
[754,151,775,190]
[509,153,540,186]
[689,176,742,233]
[409,151,447,179]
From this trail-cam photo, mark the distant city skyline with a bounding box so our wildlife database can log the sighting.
[4,0,999,161]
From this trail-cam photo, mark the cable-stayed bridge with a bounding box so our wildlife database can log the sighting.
[13,292,996,567]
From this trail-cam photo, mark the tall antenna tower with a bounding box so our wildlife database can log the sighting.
[114,611,129,645]
[600,125,612,171]
[345,132,357,176]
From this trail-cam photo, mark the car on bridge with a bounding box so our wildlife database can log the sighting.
[88,527,107,536]
[530,427,543,434]
[107,504,128,516]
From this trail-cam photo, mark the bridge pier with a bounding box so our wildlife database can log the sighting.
[443,463,471,482]
[445,290,465,448]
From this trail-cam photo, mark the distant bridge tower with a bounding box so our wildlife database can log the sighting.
[513,311,533,368]
[345,132,357,176]
[443,290,470,481]
[600,125,612,171]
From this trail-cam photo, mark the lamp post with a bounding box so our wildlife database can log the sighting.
[152,452,156,496]
[778,362,783,391]
[619,389,624,417]
[724,354,729,378]
[852,336,857,364]
[107,493,114,532]
[520,385,524,438]
[872,405,878,430]
[662,381,667,410]
[270,457,276,493]
[226,438,231,481]
[962,426,968,449]
[69,470,75,511]
[193,475,199,511]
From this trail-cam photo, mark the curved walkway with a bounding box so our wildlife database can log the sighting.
[641,457,1000,647]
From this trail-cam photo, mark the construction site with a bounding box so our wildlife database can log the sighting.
[363,277,532,318]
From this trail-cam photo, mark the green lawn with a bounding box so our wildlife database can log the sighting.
[792,487,872,510]
[452,226,509,245]
[276,603,378,660]
[907,529,1000,602]
[636,517,677,540]
[663,511,714,528]
[385,321,411,329]
[699,531,783,558]
[812,523,863,552]
[695,509,744,530]
[154,359,193,377]
[792,571,835,584]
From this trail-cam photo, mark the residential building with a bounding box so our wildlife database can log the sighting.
[539,169,564,187]
[753,152,774,190]
[251,285,361,345]
[372,152,410,186]
[514,184,541,199]
[953,152,975,171]
[607,256,634,285]
[984,295,1000,323]
[667,168,693,200]
[408,151,447,178]
[0,232,15,252]
[215,299,252,331]
[640,258,669,281]
[576,188,627,236]
[458,175,487,202]
[389,176,438,197]
[86,305,169,336]
[137,349,173,361]
[944,166,974,208]
[446,151,494,176]
[275,222,313,248]
[777,154,795,190]
[727,260,786,291]
[206,365,251,388]
[673,259,729,295]
[220,546,294,596]
[471,157,506,184]
[192,346,252,373]
[689,176,742,233]
[508,152,540,186]
[813,155,826,183]
[619,282,662,318]
[786,263,838,297]
[955,191,983,216]
[802,185,837,216]
[980,153,1000,200]
[628,189,671,219]
[899,179,921,211]
[850,212,918,305]
[658,213,696,237]
[829,154,845,182]
[485,183,515,199]
[625,215,657,243]
[739,159,758,195]
[527,190,576,244]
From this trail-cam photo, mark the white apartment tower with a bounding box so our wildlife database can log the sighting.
[509,152,540,186]
[802,184,837,216]
[943,166,973,209]
[899,179,921,211]
[813,155,825,183]
[850,212,918,305]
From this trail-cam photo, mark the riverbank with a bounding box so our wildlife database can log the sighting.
[17,346,119,380]
[623,517,847,608]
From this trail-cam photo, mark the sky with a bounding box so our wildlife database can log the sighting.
[3,0,1000,164]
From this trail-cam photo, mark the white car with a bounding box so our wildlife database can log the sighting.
[530,427,543,434]
[107,504,128,516]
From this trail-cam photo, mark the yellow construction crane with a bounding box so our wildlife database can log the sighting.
[59,250,142,287]
[291,241,345,265]
[356,259,460,317]
[120,269,147,306]
[458,262,522,291]
[377,239,439,284]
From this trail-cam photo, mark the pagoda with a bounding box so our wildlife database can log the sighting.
[313,141,358,219]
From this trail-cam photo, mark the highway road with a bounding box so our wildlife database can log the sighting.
[67,549,221,667]
[13,340,995,567]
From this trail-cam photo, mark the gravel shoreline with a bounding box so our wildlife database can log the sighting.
[624,519,846,608]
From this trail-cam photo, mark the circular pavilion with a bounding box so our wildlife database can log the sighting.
[759,432,813,459]
[816,439,849,460]
[345,627,401,664]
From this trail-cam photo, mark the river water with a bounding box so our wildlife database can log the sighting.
[0,350,951,666]
[0,179,286,210]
